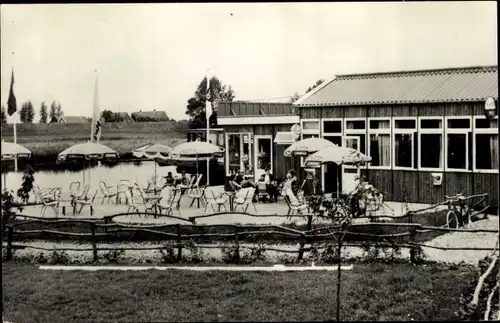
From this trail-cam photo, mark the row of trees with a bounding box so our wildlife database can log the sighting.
[100,110,177,122]
[1,101,64,124]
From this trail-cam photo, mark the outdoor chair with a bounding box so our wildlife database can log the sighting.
[74,184,95,215]
[203,188,228,214]
[34,185,61,217]
[187,175,205,208]
[123,189,142,221]
[116,183,132,205]
[158,188,182,216]
[135,183,163,214]
[283,188,309,216]
[177,176,196,193]
[187,174,203,194]
[233,187,257,213]
[99,181,117,204]
[145,176,166,194]
[69,181,81,204]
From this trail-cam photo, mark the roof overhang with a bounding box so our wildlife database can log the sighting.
[218,115,299,126]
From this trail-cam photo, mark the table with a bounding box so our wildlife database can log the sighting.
[223,191,237,211]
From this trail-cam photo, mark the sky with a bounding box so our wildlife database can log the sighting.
[1,2,497,122]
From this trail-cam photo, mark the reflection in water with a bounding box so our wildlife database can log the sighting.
[2,160,178,193]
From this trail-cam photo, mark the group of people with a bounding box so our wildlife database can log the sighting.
[228,167,322,203]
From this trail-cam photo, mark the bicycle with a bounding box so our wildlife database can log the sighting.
[445,193,489,229]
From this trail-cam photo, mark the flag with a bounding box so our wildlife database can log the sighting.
[90,74,103,142]
[205,76,212,119]
[7,69,17,116]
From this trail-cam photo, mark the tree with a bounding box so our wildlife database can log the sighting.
[56,102,63,119]
[290,92,301,103]
[25,101,35,123]
[305,79,325,94]
[39,102,48,123]
[19,102,34,123]
[186,76,235,129]
[1,105,6,124]
[101,110,115,122]
[49,101,58,123]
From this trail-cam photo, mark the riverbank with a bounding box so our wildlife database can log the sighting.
[1,122,187,157]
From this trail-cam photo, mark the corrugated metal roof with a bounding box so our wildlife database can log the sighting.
[297,65,498,107]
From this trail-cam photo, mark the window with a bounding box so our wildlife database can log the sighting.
[344,118,367,169]
[301,120,320,133]
[225,133,253,176]
[473,116,499,173]
[418,117,444,171]
[393,118,417,170]
[445,117,471,171]
[368,118,391,168]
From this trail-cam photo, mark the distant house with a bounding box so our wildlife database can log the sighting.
[113,112,135,123]
[58,116,90,123]
[131,110,169,122]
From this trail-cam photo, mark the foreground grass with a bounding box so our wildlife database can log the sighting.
[2,262,476,322]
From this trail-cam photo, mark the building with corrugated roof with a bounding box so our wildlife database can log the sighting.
[217,65,498,207]
[294,65,498,206]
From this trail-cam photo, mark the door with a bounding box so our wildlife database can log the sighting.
[254,135,273,180]
[342,136,360,194]
[322,135,342,194]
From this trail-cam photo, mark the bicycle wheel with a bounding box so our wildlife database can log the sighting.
[446,210,459,229]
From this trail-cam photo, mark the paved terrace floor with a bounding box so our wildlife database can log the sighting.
[17,185,445,225]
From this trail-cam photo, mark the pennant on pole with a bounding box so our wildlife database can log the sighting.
[206,76,212,119]
[7,69,17,116]
[91,73,103,142]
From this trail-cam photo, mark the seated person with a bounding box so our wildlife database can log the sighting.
[231,170,257,190]
[165,172,175,186]
[178,171,189,186]
[288,170,299,197]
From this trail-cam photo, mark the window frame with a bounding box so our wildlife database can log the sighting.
[472,115,499,174]
[417,116,444,172]
[444,116,472,173]
[392,117,417,171]
[300,118,321,135]
[344,117,367,170]
[367,117,392,170]
[225,132,254,176]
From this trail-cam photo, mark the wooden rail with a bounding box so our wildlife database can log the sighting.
[4,210,498,264]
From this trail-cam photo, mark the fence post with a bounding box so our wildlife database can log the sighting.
[91,223,98,262]
[176,224,182,262]
[298,215,313,261]
[409,226,417,265]
[6,226,13,261]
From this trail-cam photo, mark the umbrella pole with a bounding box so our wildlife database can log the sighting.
[337,164,340,199]
[196,154,199,178]
[154,160,157,195]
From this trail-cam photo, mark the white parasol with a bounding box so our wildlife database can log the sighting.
[304,145,371,197]
[57,141,119,187]
[133,143,173,191]
[170,141,225,179]
[284,137,336,157]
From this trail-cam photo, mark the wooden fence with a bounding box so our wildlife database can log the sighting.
[4,209,498,263]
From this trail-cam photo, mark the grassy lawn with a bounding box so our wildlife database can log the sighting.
[2,262,475,322]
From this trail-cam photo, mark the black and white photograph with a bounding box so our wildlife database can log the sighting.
[1,2,499,322]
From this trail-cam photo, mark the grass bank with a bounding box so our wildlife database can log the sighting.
[1,122,187,156]
[1,262,476,322]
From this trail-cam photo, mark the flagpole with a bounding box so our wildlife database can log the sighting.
[12,53,18,173]
[206,74,211,186]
